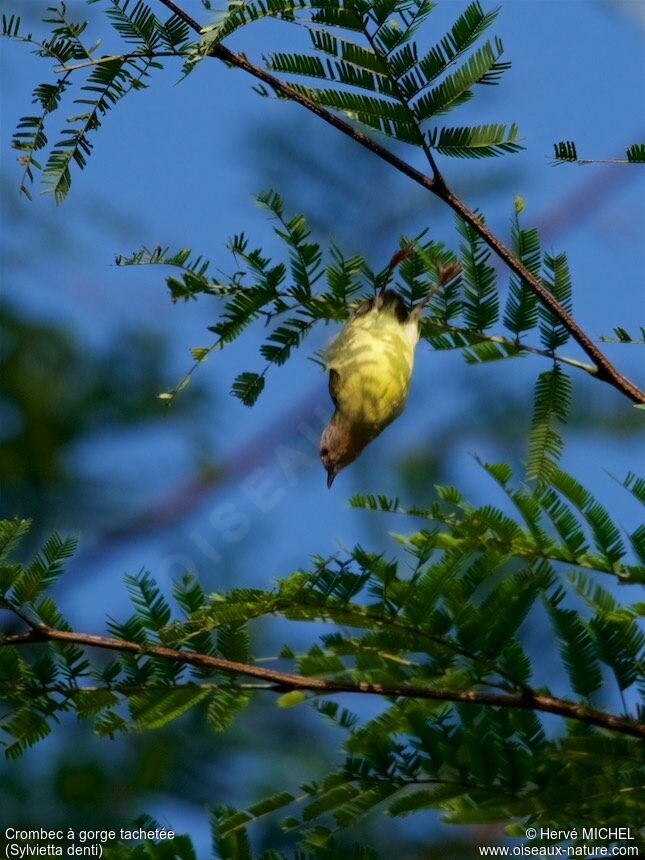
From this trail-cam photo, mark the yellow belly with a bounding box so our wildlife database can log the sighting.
[325,304,418,429]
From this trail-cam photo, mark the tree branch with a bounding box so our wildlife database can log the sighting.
[1,624,642,739]
[156,0,644,404]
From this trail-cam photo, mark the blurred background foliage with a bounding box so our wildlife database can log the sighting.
[0,0,643,856]
[0,300,202,528]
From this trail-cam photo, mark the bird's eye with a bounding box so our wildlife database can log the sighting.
[320,446,329,457]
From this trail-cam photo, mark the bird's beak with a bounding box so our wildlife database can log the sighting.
[326,468,336,489]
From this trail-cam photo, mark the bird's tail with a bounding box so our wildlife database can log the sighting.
[410,260,462,321]
[376,245,416,295]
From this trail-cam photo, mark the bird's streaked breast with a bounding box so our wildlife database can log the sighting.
[325,306,418,429]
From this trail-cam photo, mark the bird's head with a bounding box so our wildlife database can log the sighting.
[320,419,370,488]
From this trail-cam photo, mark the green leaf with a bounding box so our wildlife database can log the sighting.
[403,1,498,95]
[461,340,519,364]
[284,83,422,144]
[622,472,645,506]
[260,317,314,366]
[189,346,210,362]
[308,2,365,34]
[157,12,191,50]
[546,600,602,697]
[217,623,250,663]
[309,27,390,77]
[231,371,265,406]
[626,143,645,163]
[599,326,645,344]
[413,38,508,121]
[277,690,308,707]
[428,123,521,158]
[129,685,210,730]
[552,140,577,161]
[549,469,626,568]
[197,0,301,54]
[457,215,498,331]
[539,253,572,350]
[11,532,78,606]
[207,688,251,732]
[267,50,396,97]
[43,56,157,203]
[348,494,401,513]
[3,708,53,759]
[212,283,284,344]
[11,79,72,200]
[126,571,172,634]
[0,519,31,565]
[1,13,22,39]
[534,486,587,560]
[247,791,295,820]
[211,806,253,860]
[104,0,162,50]
[526,366,571,483]
[503,209,540,337]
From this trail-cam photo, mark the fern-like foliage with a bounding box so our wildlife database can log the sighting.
[626,143,645,163]
[503,202,539,337]
[2,2,191,200]
[539,252,572,351]
[253,0,519,158]
[3,4,644,856]
[457,213,498,331]
[599,326,645,345]
[427,122,520,158]
[553,140,645,165]
[5,0,522,201]
[116,193,594,415]
[1,470,643,851]
[526,365,571,483]
[552,139,578,162]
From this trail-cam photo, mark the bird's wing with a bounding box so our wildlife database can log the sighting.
[328,367,341,409]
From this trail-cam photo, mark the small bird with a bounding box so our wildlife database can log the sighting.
[319,251,457,487]
[319,290,420,487]
[320,255,460,487]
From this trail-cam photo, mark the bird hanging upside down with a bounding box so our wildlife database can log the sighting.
[320,290,421,488]
[319,257,459,488]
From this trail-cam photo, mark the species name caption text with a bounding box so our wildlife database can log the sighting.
[3,828,174,858]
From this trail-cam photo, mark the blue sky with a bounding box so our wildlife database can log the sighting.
[1,0,644,851]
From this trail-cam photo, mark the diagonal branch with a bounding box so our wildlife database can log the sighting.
[157,0,644,404]
[1,623,643,738]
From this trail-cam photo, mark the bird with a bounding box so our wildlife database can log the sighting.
[319,254,459,488]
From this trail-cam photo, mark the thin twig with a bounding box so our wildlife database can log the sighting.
[54,50,181,72]
[510,342,596,373]
[1,625,642,738]
[156,0,644,404]
[422,322,599,375]
[0,681,276,694]
[553,158,639,166]
[122,251,597,376]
